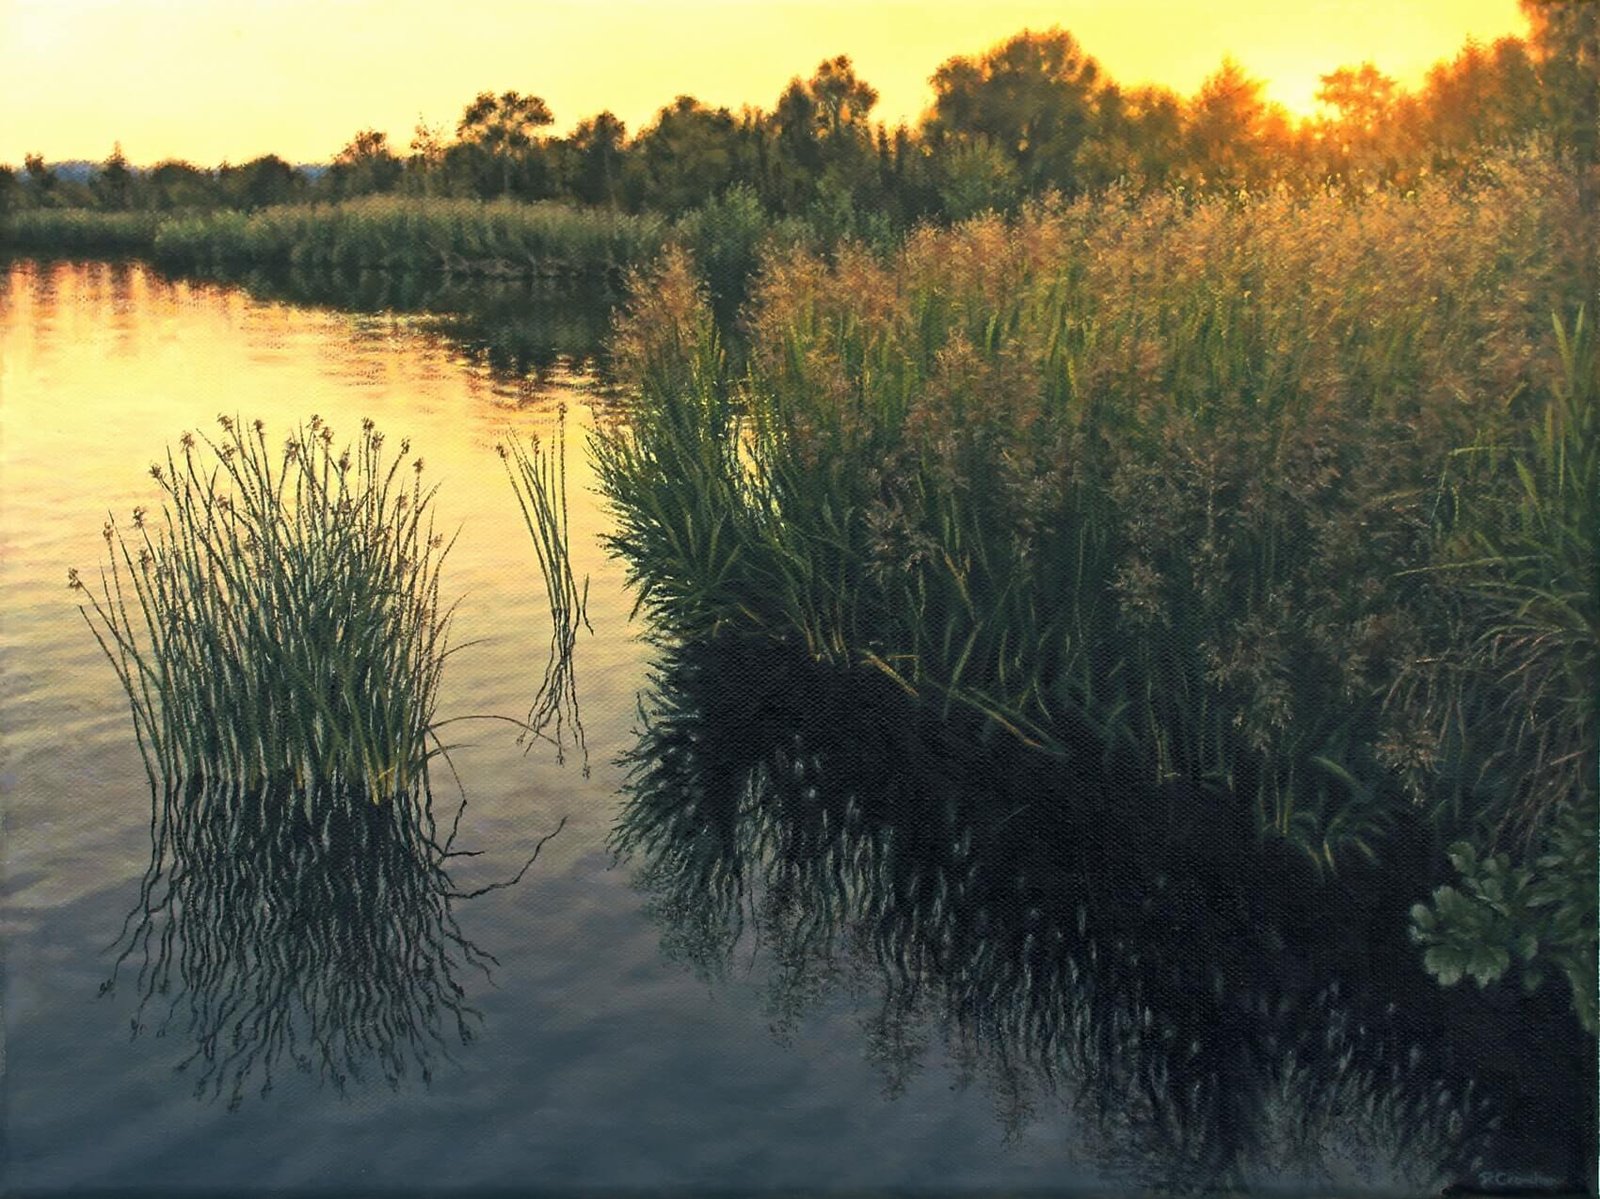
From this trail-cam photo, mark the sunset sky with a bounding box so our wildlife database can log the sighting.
[2,0,1529,168]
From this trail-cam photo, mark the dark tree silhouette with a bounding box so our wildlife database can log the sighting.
[455,90,555,197]
[924,29,1102,195]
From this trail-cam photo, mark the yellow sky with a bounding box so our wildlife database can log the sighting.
[1,0,1527,167]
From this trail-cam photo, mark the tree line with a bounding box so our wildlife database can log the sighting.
[5,2,1594,226]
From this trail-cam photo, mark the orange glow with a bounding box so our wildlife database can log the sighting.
[2,0,1526,166]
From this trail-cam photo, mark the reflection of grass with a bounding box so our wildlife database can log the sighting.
[499,406,592,771]
[102,778,513,1108]
[72,414,453,806]
[613,634,1509,1191]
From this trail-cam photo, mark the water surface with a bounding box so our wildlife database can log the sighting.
[0,259,1091,1194]
[2,259,1588,1196]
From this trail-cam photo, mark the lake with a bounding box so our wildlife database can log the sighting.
[1,258,1588,1195]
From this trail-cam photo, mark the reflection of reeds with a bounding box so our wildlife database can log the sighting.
[499,407,592,772]
[72,415,452,805]
[613,636,1511,1191]
[100,779,522,1108]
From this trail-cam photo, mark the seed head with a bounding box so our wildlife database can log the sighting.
[180,432,195,451]
[413,457,424,474]
[67,567,83,591]
[132,505,147,528]
[217,414,234,432]
[149,464,164,483]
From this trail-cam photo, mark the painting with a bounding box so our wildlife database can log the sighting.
[1,1,1594,1194]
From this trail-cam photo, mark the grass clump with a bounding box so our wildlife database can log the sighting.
[499,405,593,770]
[72,413,454,808]
[594,147,1593,877]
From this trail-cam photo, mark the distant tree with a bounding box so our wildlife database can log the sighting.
[563,111,628,206]
[935,135,1023,219]
[1417,37,1543,163]
[1520,0,1599,206]
[628,95,747,215]
[768,55,883,218]
[146,160,219,209]
[328,128,403,198]
[455,90,555,198]
[1183,57,1284,191]
[923,29,1102,195]
[1076,82,1186,190]
[1313,63,1407,183]
[92,142,134,210]
[405,119,450,197]
[220,155,303,210]
[0,165,17,216]
[23,153,56,202]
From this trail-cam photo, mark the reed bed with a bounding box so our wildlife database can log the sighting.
[1,207,161,255]
[595,147,1595,873]
[72,414,453,808]
[498,406,593,770]
[149,196,669,279]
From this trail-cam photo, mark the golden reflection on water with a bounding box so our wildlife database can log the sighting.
[1,258,641,911]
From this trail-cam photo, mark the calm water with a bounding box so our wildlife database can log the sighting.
[1,259,1588,1196]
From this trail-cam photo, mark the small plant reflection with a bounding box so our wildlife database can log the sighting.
[100,778,561,1109]
[611,635,1548,1193]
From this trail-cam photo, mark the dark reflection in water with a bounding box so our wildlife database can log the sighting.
[614,635,1594,1193]
[159,264,619,377]
[103,778,554,1110]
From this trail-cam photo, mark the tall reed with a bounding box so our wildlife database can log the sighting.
[595,148,1590,871]
[499,406,592,770]
[71,414,454,811]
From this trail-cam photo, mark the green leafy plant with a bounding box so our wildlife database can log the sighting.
[1410,791,1597,1033]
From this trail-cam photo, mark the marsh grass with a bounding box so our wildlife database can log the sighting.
[498,407,593,771]
[0,207,162,255]
[71,414,454,809]
[596,149,1592,871]
[1399,309,1598,840]
[148,197,668,280]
